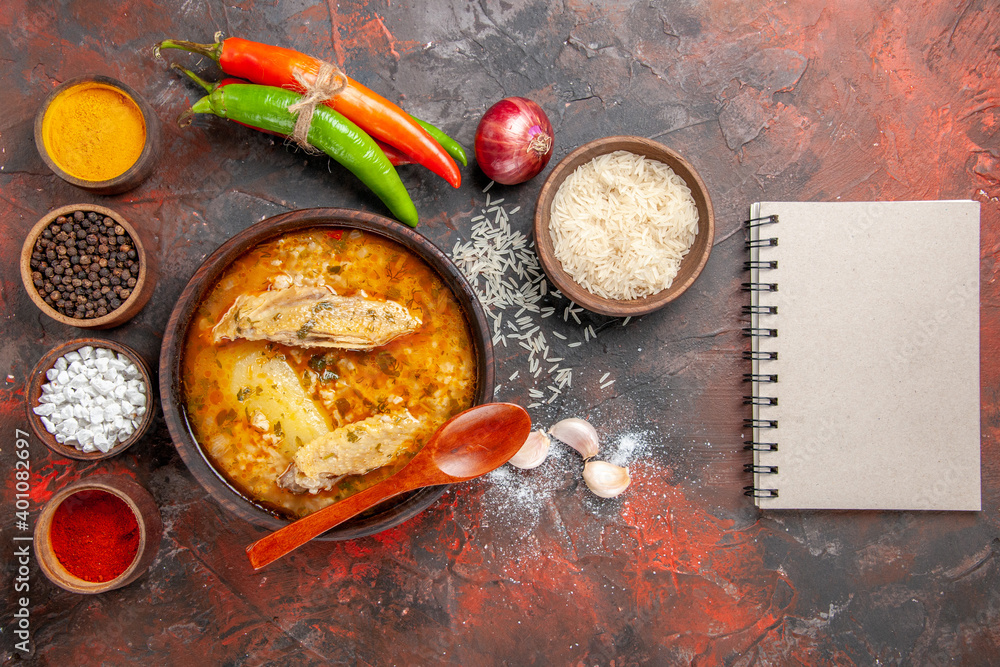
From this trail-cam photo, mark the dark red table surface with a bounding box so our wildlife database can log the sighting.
[2,1,999,665]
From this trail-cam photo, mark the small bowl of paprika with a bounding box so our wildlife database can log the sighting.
[34,475,162,594]
[34,75,161,195]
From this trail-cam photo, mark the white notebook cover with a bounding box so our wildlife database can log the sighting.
[748,201,981,510]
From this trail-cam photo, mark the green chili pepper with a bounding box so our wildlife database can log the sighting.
[412,118,467,166]
[188,83,419,227]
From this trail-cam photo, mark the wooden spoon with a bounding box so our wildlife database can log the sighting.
[246,402,531,569]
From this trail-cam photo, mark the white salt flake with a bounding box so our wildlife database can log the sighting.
[33,403,55,417]
[93,433,110,452]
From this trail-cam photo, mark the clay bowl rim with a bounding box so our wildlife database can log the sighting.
[533,135,715,317]
[159,207,496,542]
[33,74,161,195]
[26,338,156,462]
[34,475,162,594]
[20,203,156,329]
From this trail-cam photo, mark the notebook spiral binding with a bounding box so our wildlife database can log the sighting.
[742,213,779,499]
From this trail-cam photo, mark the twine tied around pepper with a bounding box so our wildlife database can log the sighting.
[286,60,347,152]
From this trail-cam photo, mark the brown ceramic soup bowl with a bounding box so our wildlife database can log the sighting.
[159,208,494,541]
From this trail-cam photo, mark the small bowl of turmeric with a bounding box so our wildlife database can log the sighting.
[34,75,161,195]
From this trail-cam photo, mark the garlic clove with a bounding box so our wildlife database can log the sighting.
[549,417,600,460]
[582,460,631,498]
[508,429,551,469]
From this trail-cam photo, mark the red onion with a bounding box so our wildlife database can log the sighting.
[474,97,554,185]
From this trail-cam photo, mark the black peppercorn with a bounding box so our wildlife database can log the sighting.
[28,209,142,320]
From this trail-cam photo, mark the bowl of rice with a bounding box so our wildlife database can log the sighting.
[533,136,714,316]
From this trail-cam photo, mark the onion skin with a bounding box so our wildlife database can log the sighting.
[475,97,554,185]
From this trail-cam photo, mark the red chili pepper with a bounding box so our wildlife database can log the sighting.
[159,37,461,188]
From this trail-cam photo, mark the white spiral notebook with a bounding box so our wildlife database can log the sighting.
[744,200,981,510]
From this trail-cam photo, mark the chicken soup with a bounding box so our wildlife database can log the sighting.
[181,228,478,518]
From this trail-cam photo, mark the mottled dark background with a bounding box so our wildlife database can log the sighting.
[1,0,998,664]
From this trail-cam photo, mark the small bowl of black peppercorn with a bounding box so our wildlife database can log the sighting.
[20,204,157,329]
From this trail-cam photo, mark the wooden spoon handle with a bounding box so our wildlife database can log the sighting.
[246,477,415,570]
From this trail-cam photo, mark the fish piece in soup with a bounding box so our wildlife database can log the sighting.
[212,285,422,350]
[278,410,422,494]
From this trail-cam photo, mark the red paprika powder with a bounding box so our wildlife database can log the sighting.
[49,489,140,583]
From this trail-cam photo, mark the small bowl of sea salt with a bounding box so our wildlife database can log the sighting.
[27,339,154,460]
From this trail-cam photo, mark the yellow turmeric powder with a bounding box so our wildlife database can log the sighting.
[41,82,146,182]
